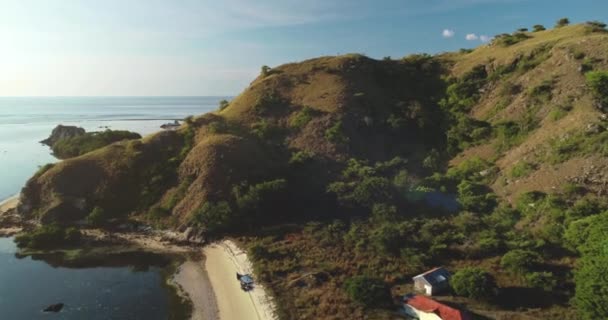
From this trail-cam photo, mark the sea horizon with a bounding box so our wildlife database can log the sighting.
[0,96,227,200]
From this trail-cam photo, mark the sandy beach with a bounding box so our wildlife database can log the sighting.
[0,195,19,213]
[174,240,278,320]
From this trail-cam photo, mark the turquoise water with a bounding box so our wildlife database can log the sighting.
[0,238,175,319]
[0,96,224,200]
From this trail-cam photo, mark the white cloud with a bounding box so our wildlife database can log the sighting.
[442,29,455,38]
[466,33,479,41]
[480,35,492,42]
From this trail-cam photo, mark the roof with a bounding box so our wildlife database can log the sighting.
[413,267,451,286]
[405,295,470,320]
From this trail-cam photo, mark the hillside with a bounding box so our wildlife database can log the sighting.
[16,22,608,319]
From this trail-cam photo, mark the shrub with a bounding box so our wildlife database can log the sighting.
[516,191,547,215]
[234,179,288,223]
[218,99,230,111]
[548,104,572,121]
[252,92,283,116]
[584,21,607,33]
[87,206,109,226]
[510,161,536,178]
[500,249,541,275]
[494,32,531,47]
[446,156,493,183]
[525,271,556,291]
[451,267,497,299]
[35,163,55,177]
[532,24,546,32]
[251,120,283,141]
[325,120,349,144]
[344,276,391,308]
[289,106,316,129]
[457,180,497,213]
[289,150,315,166]
[191,201,234,234]
[555,18,570,28]
[528,79,554,102]
[574,254,608,320]
[586,71,608,110]
[422,149,441,171]
[260,65,271,77]
[14,224,82,249]
[148,205,171,221]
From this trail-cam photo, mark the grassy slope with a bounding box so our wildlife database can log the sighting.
[450,25,608,201]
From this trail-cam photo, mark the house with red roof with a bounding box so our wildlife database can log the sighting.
[403,294,470,320]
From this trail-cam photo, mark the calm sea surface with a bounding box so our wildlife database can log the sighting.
[0,96,225,319]
[0,238,175,319]
[0,96,224,200]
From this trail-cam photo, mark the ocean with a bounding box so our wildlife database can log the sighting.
[0,96,225,319]
[0,96,224,200]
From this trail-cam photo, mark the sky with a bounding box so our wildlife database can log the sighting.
[0,0,607,96]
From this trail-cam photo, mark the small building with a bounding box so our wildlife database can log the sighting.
[403,294,470,320]
[412,267,451,296]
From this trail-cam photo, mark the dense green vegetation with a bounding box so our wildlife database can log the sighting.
[52,130,141,159]
[568,211,608,319]
[451,267,496,299]
[15,225,82,249]
[344,276,391,307]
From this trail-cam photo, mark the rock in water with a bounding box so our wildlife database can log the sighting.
[40,125,86,146]
[42,303,64,313]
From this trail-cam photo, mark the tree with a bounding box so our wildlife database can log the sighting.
[87,206,108,226]
[574,253,608,319]
[556,18,570,28]
[192,201,234,234]
[566,211,608,319]
[218,99,230,111]
[584,21,607,33]
[457,180,497,213]
[451,267,497,299]
[344,276,391,307]
[261,65,271,76]
[532,24,546,32]
[500,249,541,275]
[517,28,528,32]
[422,149,441,171]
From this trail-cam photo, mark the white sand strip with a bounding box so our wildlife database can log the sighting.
[0,195,19,213]
[173,259,219,320]
[203,240,278,320]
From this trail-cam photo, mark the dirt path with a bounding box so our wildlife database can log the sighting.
[203,240,277,320]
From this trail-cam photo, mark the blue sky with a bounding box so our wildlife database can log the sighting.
[0,0,606,96]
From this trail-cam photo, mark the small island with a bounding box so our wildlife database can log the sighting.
[41,125,142,159]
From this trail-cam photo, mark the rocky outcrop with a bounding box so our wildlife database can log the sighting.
[40,125,85,146]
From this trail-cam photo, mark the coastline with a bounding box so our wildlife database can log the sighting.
[0,194,19,212]
[0,195,22,237]
[1,195,277,320]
